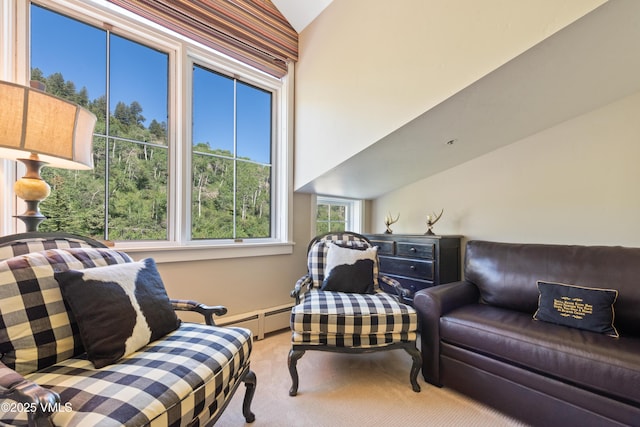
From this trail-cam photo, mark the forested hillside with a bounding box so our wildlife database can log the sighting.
[32,70,271,240]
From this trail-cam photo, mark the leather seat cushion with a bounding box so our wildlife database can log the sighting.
[440,304,640,405]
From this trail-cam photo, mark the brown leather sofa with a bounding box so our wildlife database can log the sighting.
[414,240,640,427]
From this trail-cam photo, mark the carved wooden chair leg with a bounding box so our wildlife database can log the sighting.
[288,348,305,396]
[404,344,422,392]
[242,369,257,423]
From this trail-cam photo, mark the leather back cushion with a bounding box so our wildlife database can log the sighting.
[464,241,640,336]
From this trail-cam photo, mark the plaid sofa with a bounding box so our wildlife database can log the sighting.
[0,233,255,427]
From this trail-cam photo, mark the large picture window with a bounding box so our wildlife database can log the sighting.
[20,0,288,254]
[31,4,169,240]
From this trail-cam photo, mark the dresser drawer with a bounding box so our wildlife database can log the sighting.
[364,234,462,303]
[370,239,395,256]
[379,256,434,280]
[396,242,435,259]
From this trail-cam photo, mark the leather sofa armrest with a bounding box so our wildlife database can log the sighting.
[0,361,60,427]
[171,299,228,326]
[413,281,480,386]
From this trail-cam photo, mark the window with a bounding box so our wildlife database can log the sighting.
[192,66,272,240]
[315,196,363,234]
[31,4,169,240]
[13,0,292,256]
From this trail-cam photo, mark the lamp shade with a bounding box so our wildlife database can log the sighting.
[0,80,96,169]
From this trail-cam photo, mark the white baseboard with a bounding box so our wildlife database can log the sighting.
[217,303,293,340]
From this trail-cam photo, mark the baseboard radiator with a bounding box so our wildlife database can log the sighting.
[217,303,293,340]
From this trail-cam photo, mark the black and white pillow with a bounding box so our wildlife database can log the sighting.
[533,280,619,338]
[55,258,180,368]
[0,248,133,375]
[320,243,378,294]
[308,240,379,289]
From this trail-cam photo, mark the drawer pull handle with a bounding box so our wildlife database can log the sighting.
[410,247,416,252]
[410,265,416,271]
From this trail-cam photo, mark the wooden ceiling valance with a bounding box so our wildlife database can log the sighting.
[108,0,298,78]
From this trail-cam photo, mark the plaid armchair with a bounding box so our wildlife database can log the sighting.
[288,232,421,396]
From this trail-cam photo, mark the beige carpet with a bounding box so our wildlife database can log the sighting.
[216,331,528,426]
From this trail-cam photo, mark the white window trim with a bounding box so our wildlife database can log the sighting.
[0,0,294,262]
[313,195,364,237]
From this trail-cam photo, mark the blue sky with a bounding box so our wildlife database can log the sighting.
[31,5,168,127]
[30,4,272,164]
[193,66,271,163]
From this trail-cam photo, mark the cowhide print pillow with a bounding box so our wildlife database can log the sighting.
[55,258,180,368]
[320,243,378,294]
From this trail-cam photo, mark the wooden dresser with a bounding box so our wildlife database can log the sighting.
[365,234,462,298]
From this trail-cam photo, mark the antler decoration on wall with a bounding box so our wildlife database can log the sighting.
[425,209,444,235]
[384,212,400,234]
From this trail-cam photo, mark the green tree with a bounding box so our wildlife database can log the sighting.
[34,70,270,241]
[149,119,166,142]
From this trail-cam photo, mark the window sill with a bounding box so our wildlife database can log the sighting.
[108,240,295,263]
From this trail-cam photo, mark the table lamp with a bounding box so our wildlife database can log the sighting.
[0,80,97,232]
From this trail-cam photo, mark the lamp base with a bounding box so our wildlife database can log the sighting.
[14,200,47,232]
[14,156,50,232]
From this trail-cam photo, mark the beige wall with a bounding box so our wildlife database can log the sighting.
[371,91,640,248]
[153,192,312,323]
[294,0,606,191]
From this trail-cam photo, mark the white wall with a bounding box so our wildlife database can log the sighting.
[371,91,640,247]
[294,0,606,191]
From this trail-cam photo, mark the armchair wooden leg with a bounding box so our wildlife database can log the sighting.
[242,369,257,423]
[288,348,305,396]
[404,344,422,392]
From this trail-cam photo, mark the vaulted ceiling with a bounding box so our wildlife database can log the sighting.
[270,0,333,33]
[272,0,640,199]
[296,0,640,199]
[285,0,640,199]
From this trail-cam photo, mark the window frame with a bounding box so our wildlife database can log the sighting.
[0,0,294,262]
[188,57,276,242]
[313,195,364,236]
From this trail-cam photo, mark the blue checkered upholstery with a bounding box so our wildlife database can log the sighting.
[0,236,255,426]
[4,323,252,427]
[291,289,417,347]
[291,232,418,348]
[0,248,134,375]
[307,238,379,290]
[0,234,102,261]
